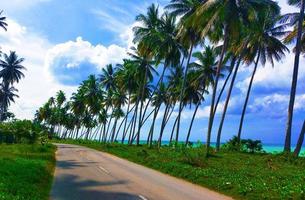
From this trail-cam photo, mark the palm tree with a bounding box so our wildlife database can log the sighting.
[166,0,203,143]
[0,10,7,31]
[237,8,288,142]
[283,0,305,152]
[0,51,25,85]
[128,47,156,145]
[0,83,18,120]
[191,0,280,155]
[186,46,217,144]
[116,59,138,143]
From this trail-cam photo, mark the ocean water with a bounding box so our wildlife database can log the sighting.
[134,140,305,155]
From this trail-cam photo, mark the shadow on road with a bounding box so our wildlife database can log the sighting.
[56,160,98,170]
[51,174,141,200]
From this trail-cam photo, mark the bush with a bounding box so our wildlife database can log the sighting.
[0,120,47,144]
[222,136,263,153]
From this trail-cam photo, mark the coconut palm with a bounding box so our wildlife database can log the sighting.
[0,51,25,85]
[186,46,217,144]
[0,83,18,120]
[236,8,289,142]
[166,0,204,143]
[115,59,138,143]
[190,0,280,155]
[128,47,157,145]
[0,10,7,31]
[283,0,305,152]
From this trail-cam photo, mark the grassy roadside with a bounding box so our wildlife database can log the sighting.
[53,139,305,200]
[0,144,56,200]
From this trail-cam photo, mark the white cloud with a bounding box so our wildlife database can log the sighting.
[249,93,305,118]
[0,20,128,120]
[236,51,305,93]
[45,37,127,85]
[0,19,76,119]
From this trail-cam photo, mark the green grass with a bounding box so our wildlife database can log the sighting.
[54,139,305,200]
[0,144,56,200]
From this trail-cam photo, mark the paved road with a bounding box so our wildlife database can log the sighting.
[50,143,233,200]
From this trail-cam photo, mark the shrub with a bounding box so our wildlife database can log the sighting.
[0,120,46,144]
[222,136,263,153]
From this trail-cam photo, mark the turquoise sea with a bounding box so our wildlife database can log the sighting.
[142,141,305,155]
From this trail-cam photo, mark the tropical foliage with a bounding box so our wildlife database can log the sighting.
[34,0,304,157]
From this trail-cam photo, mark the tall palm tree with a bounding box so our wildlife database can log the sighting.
[128,47,156,145]
[284,0,305,152]
[0,10,7,31]
[115,59,138,143]
[186,46,217,144]
[237,8,288,142]
[0,83,18,120]
[0,51,25,85]
[191,0,280,155]
[166,0,203,143]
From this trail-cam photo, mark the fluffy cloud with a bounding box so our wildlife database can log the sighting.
[0,20,128,119]
[0,19,76,119]
[249,93,305,118]
[45,37,127,85]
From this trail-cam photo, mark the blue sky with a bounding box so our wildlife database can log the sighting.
[0,0,304,146]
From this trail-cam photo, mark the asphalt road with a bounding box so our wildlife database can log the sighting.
[50,143,233,200]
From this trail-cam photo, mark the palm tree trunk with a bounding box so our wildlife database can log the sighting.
[216,57,241,151]
[136,65,149,145]
[130,102,139,144]
[237,50,261,141]
[176,44,194,142]
[213,56,237,115]
[206,27,229,156]
[148,105,161,146]
[140,65,167,126]
[285,0,305,152]
[158,104,170,147]
[185,103,200,145]
[170,116,178,143]
[106,110,113,138]
[111,118,118,142]
[293,120,305,157]
[121,94,131,143]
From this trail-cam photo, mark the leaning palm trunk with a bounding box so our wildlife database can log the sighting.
[206,27,229,156]
[216,58,241,151]
[186,89,206,144]
[121,94,131,143]
[136,66,148,145]
[237,50,261,142]
[111,118,118,142]
[170,115,179,143]
[147,105,161,146]
[158,103,171,147]
[139,65,167,127]
[213,56,237,115]
[285,0,305,152]
[175,44,194,142]
[293,120,305,157]
[185,103,200,145]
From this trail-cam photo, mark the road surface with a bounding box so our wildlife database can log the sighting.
[50,143,233,200]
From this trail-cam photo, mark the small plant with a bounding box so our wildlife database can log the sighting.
[222,136,263,153]
[243,139,263,153]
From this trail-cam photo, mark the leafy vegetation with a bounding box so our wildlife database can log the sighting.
[52,139,305,200]
[0,120,48,144]
[0,144,56,200]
